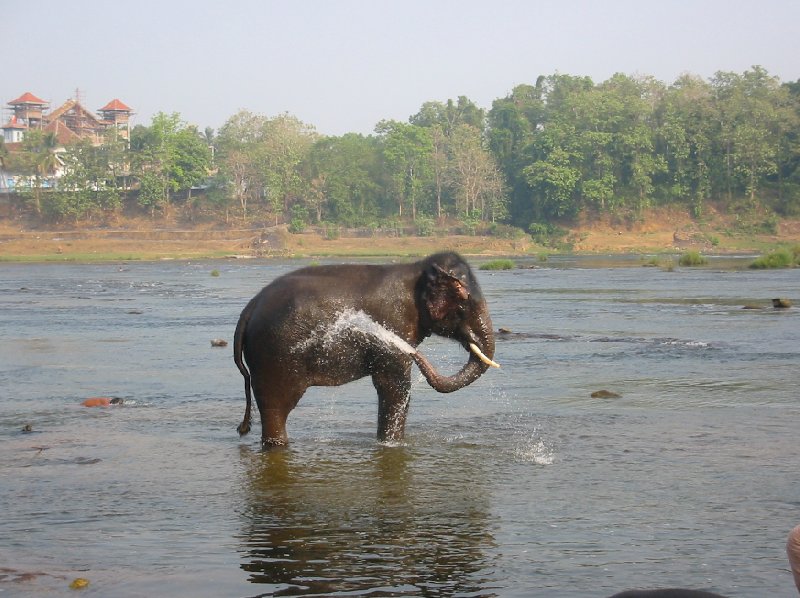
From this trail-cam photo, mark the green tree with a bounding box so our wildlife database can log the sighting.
[728,67,793,203]
[216,110,315,223]
[21,130,60,215]
[410,96,485,135]
[131,113,179,215]
[260,113,316,222]
[487,83,544,224]
[303,133,381,224]
[375,120,433,220]
[130,112,211,217]
[216,110,268,218]
[657,74,716,213]
[45,140,123,221]
[523,147,580,218]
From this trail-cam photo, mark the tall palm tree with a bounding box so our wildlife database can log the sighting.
[24,131,61,214]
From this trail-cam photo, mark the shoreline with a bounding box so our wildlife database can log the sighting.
[1,212,798,263]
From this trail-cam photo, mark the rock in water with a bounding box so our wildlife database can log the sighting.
[772,298,792,308]
[591,390,621,399]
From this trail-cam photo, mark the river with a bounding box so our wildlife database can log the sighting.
[0,256,798,597]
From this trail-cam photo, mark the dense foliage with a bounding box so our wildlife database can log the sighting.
[6,66,800,230]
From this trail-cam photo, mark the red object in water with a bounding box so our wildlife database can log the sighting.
[81,397,123,407]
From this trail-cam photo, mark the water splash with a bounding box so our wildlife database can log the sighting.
[514,436,555,465]
[296,309,416,355]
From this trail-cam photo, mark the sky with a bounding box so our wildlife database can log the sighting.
[4,0,799,137]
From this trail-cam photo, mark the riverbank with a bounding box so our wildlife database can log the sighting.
[1,206,798,262]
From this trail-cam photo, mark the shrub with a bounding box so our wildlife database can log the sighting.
[288,205,307,233]
[319,222,339,240]
[489,223,526,239]
[415,215,435,237]
[529,222,568,247]
[678,250,707,266]
[480,259,516,271]
[749,249,793,269]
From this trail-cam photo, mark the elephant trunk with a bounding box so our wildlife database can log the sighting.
[412,309,497,394]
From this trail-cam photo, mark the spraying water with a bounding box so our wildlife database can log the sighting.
[327,309,416,355]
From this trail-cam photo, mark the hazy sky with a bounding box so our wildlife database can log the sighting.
[4,0,799,136]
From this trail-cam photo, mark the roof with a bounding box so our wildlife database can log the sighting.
[43,120,82,145]
[9,91,48,106]
[99,98,132,112]
[2,116,27,129]
[47,99,103,127]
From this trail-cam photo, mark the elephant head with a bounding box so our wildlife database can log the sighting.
[412,252,499,393]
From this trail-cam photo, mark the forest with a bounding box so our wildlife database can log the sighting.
[4,66,800,238]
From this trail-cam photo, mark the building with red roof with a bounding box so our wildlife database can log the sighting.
[2,91,134,146]
[1,91,134,191]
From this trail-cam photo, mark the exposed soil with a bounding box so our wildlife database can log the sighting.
[0,205,798,262]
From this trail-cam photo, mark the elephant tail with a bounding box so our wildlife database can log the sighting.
[234,297,256,437]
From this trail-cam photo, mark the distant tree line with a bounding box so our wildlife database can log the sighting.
[4,66,799,234]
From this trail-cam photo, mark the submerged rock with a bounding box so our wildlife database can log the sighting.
[591,390,621,399]
[772,298,792,308]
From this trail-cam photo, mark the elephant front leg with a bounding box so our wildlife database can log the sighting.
[372,364,412,443]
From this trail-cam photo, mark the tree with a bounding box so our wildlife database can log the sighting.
[260,113,317,222]
[303,133,381,224]
[718,66,793,204]
[172,126,212,198]
[410,96,485,135]
[20,130,61,215]
[45,139,124,221]
[523,147,580,218]
[216,110,268,218]
[130,112,211,217]
[375,120,433,220]
[448,124,507,221]
[657,74,716,214]
[216,110,315,223]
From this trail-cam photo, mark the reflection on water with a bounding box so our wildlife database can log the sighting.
[238,444,497,596]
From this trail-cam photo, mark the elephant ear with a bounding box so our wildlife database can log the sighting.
[425,263,470,322]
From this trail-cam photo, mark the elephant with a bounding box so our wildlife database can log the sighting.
[233,251,498,447]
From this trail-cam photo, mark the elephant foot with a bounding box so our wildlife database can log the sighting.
[261,435,289,449]
[377,423,406,445]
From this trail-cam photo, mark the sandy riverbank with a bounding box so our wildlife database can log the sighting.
[1,206,798,262]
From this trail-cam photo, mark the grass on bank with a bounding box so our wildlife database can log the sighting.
[749,247,799,269]
[479,259,516,271]
[678,250,708,266]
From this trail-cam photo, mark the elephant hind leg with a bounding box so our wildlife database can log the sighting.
[252,382,306,448]
[260,407,292,448]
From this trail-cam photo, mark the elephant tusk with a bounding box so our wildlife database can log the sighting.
[469,343,500,368]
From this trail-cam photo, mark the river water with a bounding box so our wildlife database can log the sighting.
[0,256,798,597]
